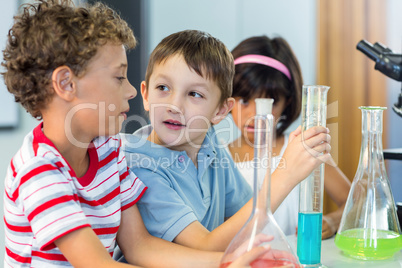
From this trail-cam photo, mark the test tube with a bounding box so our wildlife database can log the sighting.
[297,85,329,267]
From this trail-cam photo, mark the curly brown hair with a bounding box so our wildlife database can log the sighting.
[1,0,136,119]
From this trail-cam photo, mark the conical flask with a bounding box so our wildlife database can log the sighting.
[335,106,402,260]
[220,98,301,268]
[297,85,329,267]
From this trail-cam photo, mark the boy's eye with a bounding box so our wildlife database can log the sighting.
[117,76,126,82]
[189,91,203,98]
[157,85,169,92]
[239,99,249,106]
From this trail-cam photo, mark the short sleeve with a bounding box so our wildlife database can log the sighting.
[116,137,147,211]
[134,168,197,241]
[15,158,90,251]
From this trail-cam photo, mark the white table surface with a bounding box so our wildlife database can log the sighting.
[287,235,402,268]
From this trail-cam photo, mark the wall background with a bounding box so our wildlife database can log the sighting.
[0,0,400,262]
[146,0,317,85]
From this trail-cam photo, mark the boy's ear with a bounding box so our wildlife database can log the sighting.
[141,81,150,111]
[52,66,75,101]
[211,97,235,125]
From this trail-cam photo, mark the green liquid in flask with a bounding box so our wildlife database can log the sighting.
[335,228,402,260]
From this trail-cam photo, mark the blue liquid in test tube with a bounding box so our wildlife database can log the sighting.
[297,212,323,265]
[297,85,329,267]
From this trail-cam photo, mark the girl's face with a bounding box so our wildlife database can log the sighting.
[231,95,287,144]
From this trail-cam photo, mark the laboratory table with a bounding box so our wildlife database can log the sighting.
[287,235,402,268]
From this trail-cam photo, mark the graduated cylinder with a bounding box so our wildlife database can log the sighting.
[297,85,329,267]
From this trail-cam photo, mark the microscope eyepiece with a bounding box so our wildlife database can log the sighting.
[357,40,402,82]
[357,40,381,62]
[357,40,402,117]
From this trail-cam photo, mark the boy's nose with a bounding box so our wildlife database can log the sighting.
[127,81,137,100]
[167,102,183,114]
[167,94,184,114]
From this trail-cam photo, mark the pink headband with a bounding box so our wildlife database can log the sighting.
[234,54,292,80]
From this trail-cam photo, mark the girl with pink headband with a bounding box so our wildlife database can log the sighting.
[225,35,351,240]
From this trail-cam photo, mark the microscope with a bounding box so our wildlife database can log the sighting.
[356,40,402,117]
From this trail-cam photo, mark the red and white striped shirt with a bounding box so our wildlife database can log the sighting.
[4,123,147,267]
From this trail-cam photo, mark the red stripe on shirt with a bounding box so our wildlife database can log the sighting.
[35,211,86,236]
[4,190,13,202]
[24,181,71,201]
[119,168,130,182]
[10,158,17,178]
[121,177,139,195]
[27,194,79,222]
[117,156,125,165]
[40,224,91,251]
[121,186,148,211]
[87,171,118,192]
[97,137,112,149]
[43,150,59,158]
[79,186,120,206]
[32,250,68,261]
[86,207,121,218]
[6,247,31,264]
[5,232,33,247]
[4,218,32,233]
[4,207,24,217]
[68,169,75,178]
[11,164,59,202]
[93,226,119,236]
[32,139,39,156]
[55,161,65,169]
[99,150,117,169]
[98,186,120,204]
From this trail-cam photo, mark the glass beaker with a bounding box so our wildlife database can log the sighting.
[220,98,300,268]
[297,85,329,267]
[335,106,402,260]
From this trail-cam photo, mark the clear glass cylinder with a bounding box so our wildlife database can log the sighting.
[335,106,402,260]
[297,85,329,267]
[220,98,300,268]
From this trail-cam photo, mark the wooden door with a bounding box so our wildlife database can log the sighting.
[317,0,388,214]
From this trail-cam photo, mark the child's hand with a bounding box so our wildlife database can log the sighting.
[322,215,337,239]
[259,248,299,267]
[227,245,270,268]
[228,247,299,268]
[231,234,273,260]
[282,126,331,184]
[223,234,271,267]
